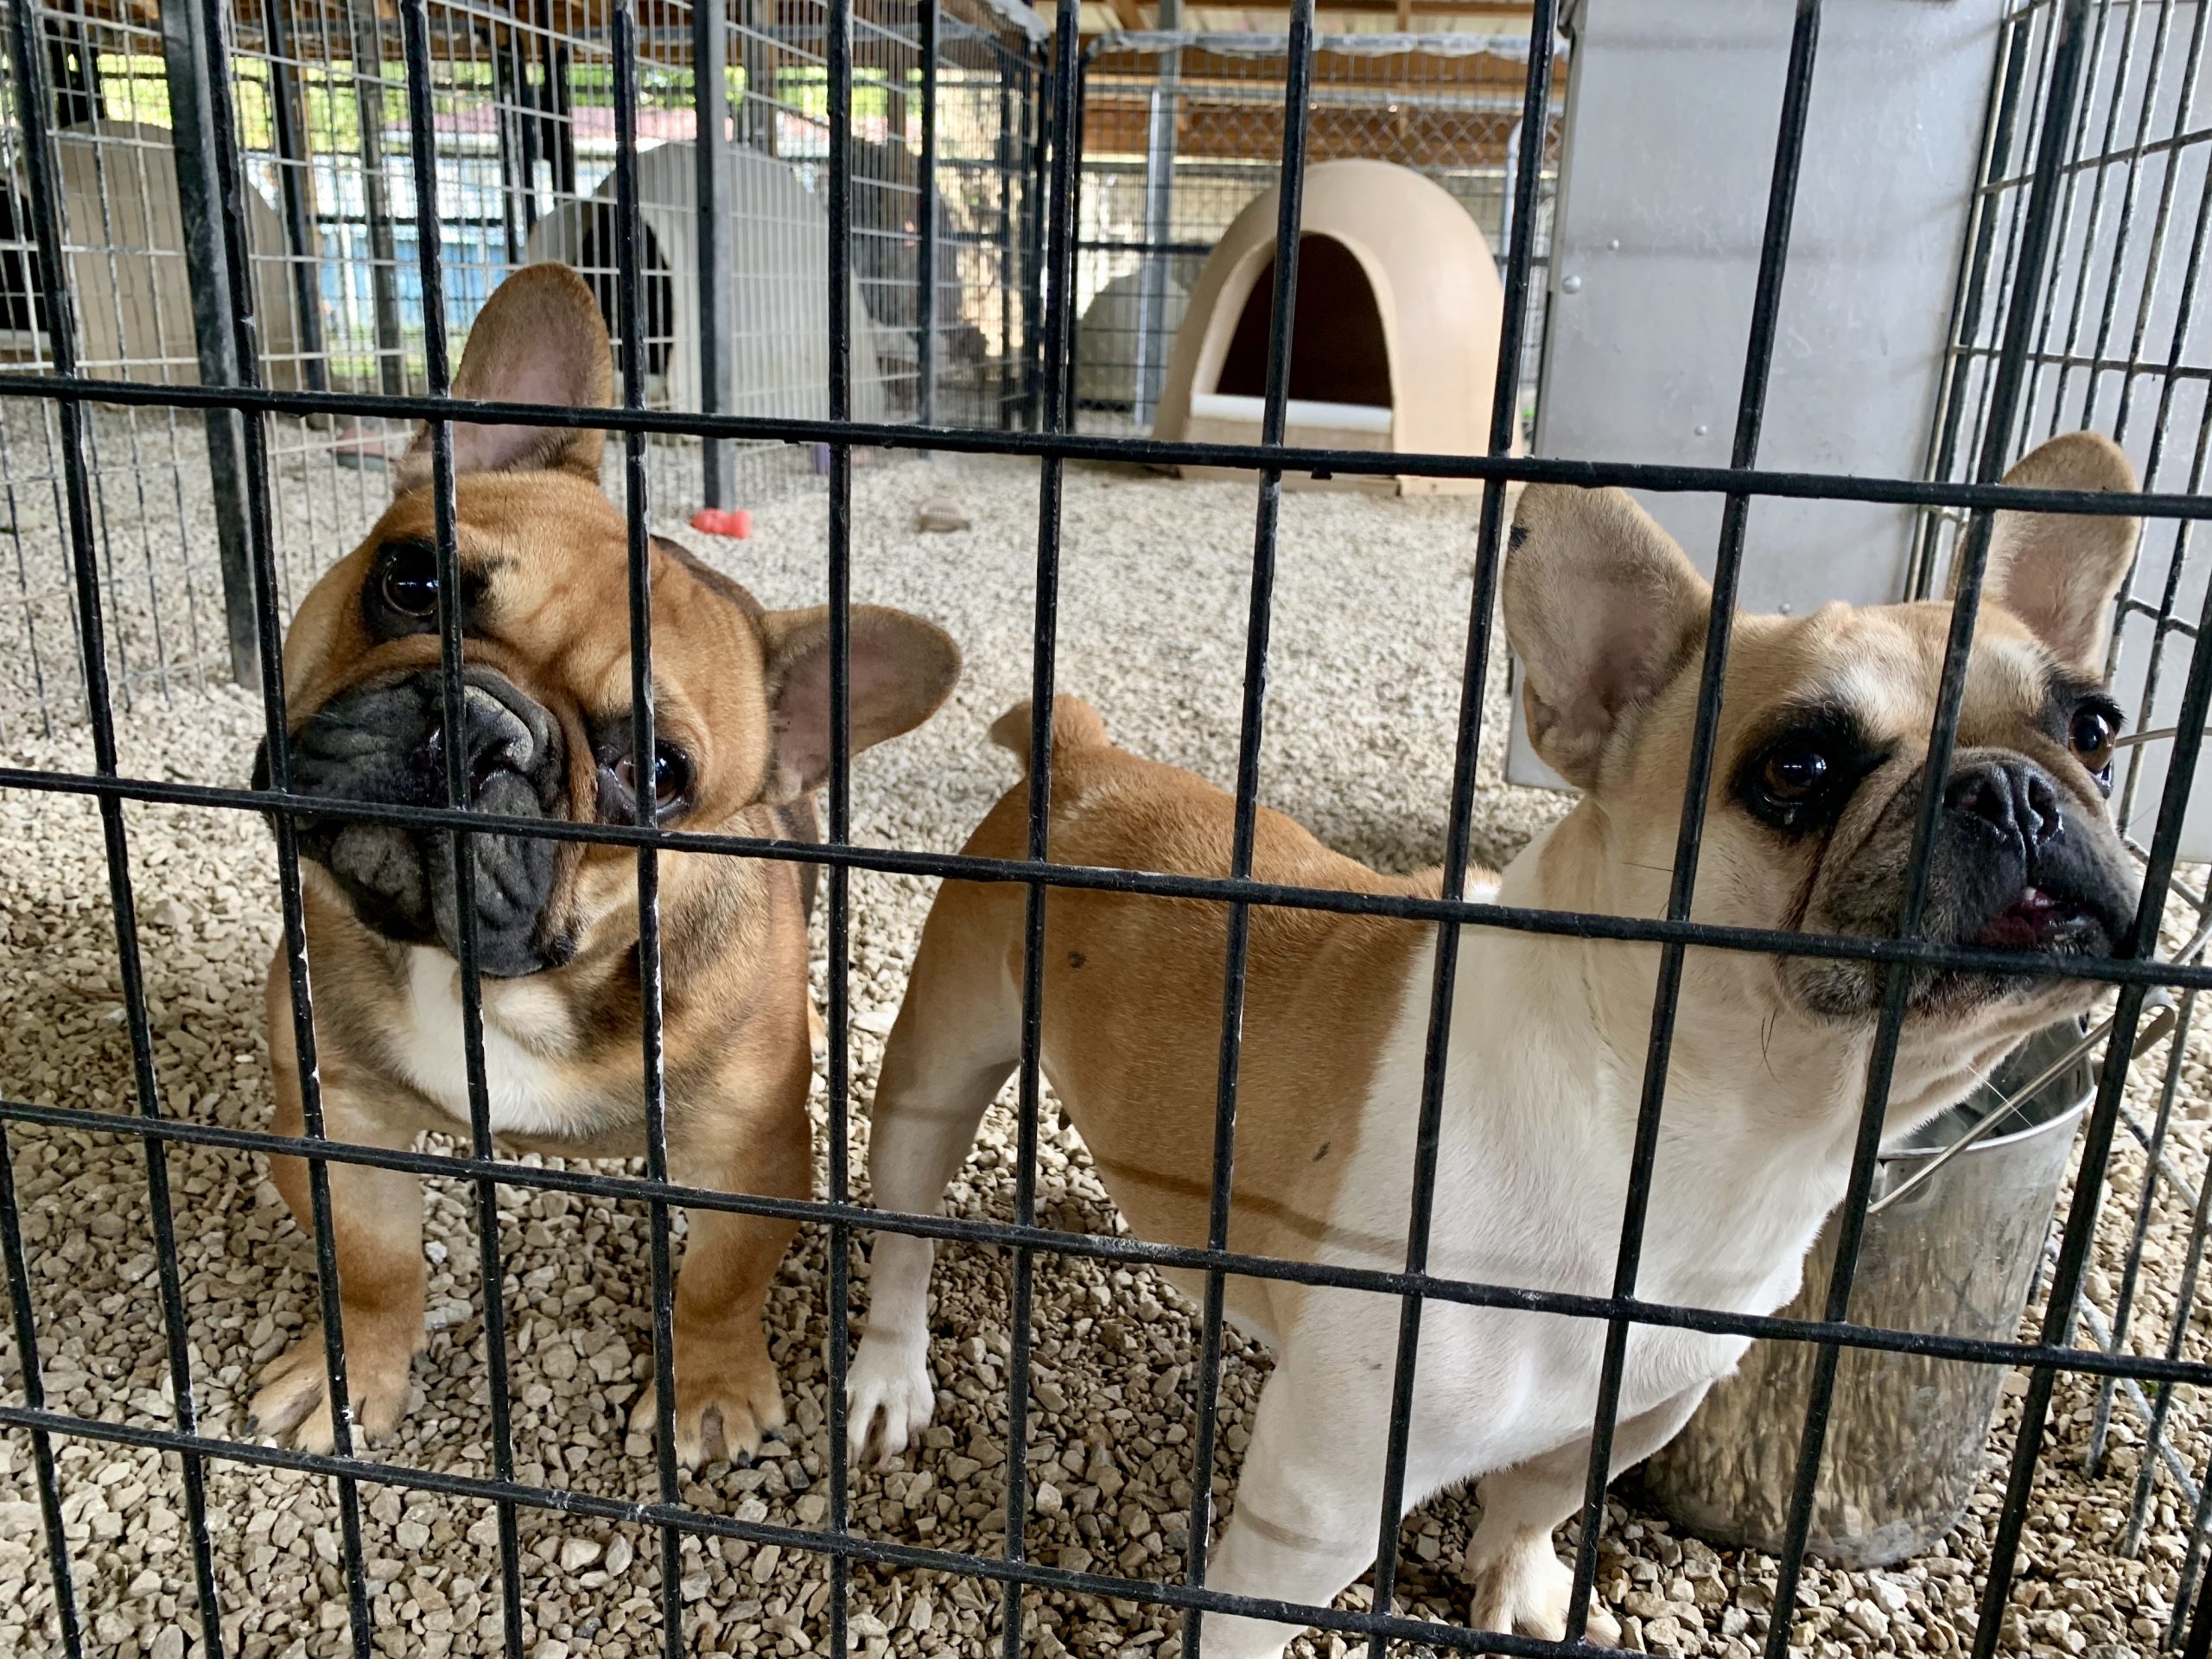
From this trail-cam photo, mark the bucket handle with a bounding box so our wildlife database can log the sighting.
[1867,1001,2177,1217]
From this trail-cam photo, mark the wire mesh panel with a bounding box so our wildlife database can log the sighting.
[4,2,2212,1659]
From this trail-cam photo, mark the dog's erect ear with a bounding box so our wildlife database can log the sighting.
[1966,431,2140,677]
[1504,485,1713,790]
[755,605,963,802]
[394,263,613,494]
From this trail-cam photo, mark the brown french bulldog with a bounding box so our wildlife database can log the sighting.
[250,263,961,1463]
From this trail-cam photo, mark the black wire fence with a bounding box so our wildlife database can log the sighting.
[3,0,2212,1656]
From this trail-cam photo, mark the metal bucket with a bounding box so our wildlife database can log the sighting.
[1637,1020,2094,1568]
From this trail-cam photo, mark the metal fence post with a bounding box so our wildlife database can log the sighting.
[259,0,330,393]
[996,53,1015,426]
[349,0,406,395]
[157,0,258,684]
[493,27,530,261]
[918,0,940,424]
[1133,0,1180,424]
[696,0,735,505]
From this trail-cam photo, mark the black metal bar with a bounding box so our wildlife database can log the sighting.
[0,1125,79,1659]
[8,9,224,1655]
[396,2,526,1651]
[2,27,97,1649]
[918,0,941,425]
[1061,50,1089,429]
[2020,0,2128,442]
[1002,3,1081,1649]
[1764,7,2096,1652]
[515,17,543,233]
[1911,4,2033,599]
[607,3,683,1656]
[2108,0,2209,447]
[493,29,528,260]
[349,0,406,395]
[1971,537,2212,1659]
[9,365,2209,517]
[995,56,1016,426]
[196,0,378,1643]
[1567,3,1820,1643]
[16,755,2212,995]
[826,0,856,1648]
[157,0,259,684]
[550,38,578,198]
[696,0,735,505]
[2068,0,2183,442]
[0,1395,1659,1659]
[260,0,331,394]
[2089,972,2202,1478]
[1,1078,2209,1390]
[1182,6,1313,1655]
[1023,51,1050,429]
[2104,200,2212,1499]
[1356,11,1558,1649]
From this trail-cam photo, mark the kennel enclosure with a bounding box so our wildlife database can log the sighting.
[5,1,2212,1658]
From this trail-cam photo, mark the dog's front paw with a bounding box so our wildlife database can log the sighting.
[846,1329,933,1465]
[1467,1541,1621,1647]
[249,1325,416,1453]
[628,1332,787,1468]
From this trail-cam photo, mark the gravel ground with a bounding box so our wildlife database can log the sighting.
[2,448,2211,1659]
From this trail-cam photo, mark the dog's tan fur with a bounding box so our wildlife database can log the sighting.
[876,696,1448,1339]
[252,264,960,1462]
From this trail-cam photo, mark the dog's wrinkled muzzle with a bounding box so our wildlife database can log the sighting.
[1942,758,2133,956]
[257,665,570,976]
[1794,751,2138,1020]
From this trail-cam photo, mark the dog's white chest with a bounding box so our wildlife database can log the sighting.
[387,948,590,1137]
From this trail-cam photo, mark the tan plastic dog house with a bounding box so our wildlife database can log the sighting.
[1152,158,1507,493]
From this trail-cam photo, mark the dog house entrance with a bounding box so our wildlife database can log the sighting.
[1213,233,1391,411]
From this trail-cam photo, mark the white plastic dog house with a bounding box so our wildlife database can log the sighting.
[0,122,309,388]
[1150,158,1505,494]
[525,141,891,423]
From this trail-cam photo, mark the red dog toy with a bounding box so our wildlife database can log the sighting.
[690,507,753,538]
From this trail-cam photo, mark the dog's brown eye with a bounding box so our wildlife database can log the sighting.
[2069,706,2116,772]
[615,743,690,809]
[379,545,440,618]
[1761,741,1830,802]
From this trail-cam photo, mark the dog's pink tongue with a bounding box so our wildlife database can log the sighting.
[1975,887,2069,949]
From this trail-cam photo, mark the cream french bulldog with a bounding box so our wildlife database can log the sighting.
[844,431,2140,1651]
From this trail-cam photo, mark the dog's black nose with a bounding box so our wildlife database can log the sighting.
[1947,760,2063,858]
[420,682,538,803]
